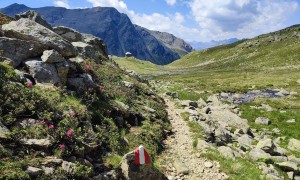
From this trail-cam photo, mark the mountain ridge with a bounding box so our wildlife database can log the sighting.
[0,3,193,65]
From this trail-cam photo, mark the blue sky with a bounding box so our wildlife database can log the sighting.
[1,0,300,42]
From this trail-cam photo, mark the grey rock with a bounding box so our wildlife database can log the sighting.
[72,41,101,62]
[41,49,65,63]
[55,61,69,85]
[0,121,10,139]
[122,81,134,88]
[275,90,290,97]
[287,119,296,123]
[67,77,86,91]
[256,139,275,154]
[237,134,252,147]
[43,158,63,166]
[288,138,300,151]
[196,139,211,150]
[274,146,287,156]
[166,92,178,99]
[255,117,271,125]
[189,101,198,108]
[25,60,61,85]
[262,165,280,177]
[265,174,281,180]
[271,156,288,163]
[20,139,52,148]
[173,161,190,175]
[15,10,52,30]
[17,118,37,128]
[118,151,168,180]
[249,149,271,161]
[215,126,232,144]
[287,172,294,180]
[42,166,54,175]
[2,18,77,58]
[197,98,207,107]
[204,161,213,168]
[53,26,83,42]
[26,166,43,176]
[288,156,300,164]
[62,161,76,173]
[144,106,156,113]
[276,161,298,171]
[0,37,47,67]
[217,146,236,159]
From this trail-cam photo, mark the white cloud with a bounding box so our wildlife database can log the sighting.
[53,0,70,8]
[166,0,177,6]
[86,0,128,12]
[189,0,298,40]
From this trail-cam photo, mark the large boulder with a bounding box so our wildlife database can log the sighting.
[0,37,47,67]
[209,109,249,131]
[2,18,78,58]
[25,60,61,85]
[118,151,168,180]
[82,33,107,58]
[20,138,52,148]
[288,139,300,152]
[53,26,83,42]
[15,10,53,30]
[249,149,271,161]
[256,139,276,154]
[41,50,66,63]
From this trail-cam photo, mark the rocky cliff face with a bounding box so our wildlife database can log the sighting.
[0,12,169,179]
[0,3,193,65]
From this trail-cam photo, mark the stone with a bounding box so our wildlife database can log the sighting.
[265,174,281,180]
[173,161,190,175]
[43,158,63,166]
[166,92,178,99]
[42,166,54,175]
[261,104,273,112]
[61,161,76,173]
[115,101,130,111]
[288,156,300,164]
[287,119,296,123]
[25,60,61,85]
[287,172,294,180]
[197,98,207,107]
[144,106,156,113]
[275,90,290,97]
[237,134,252,147]
[67,77,86,91]
[122,81,134,88]
[217,146,236,159]
[118,151,168,180]
[26,166,43,176]
[215,126,232,144]
[256,139,275,154]
[274,146,287,156]
[249,149,271,161]
[55,61,69,85]
[209,109,249,131]
[41,50,65,63]
[53,26,83,42]
[2,18,78,58]
[0,37,47,67]
[15,10,53,30]
[81,33,107,58]
[262,165,280,177]
[255,117,271,125]
[20,139,52,148]
[271,156,288,163]
[204,161,213,168]
[276,161,298,171]
[17,118,37,128]
[0,121,10,139]
[189,101,198,108]
[196,139,210,150]
[181,100,191,107]
[288,138,300,151]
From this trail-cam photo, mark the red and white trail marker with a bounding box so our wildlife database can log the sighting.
[134,145,151,165]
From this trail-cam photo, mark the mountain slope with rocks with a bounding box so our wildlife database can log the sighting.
[0,12,170,179]
[0,3,193,65]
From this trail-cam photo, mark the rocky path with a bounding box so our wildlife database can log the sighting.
[159,97,228,180]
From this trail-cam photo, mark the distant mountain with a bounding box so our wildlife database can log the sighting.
[0,3,193,65]
[190,38,240,50]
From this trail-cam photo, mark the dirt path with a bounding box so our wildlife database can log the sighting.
[158,97,228,180]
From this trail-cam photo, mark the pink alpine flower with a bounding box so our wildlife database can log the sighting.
[85,65,92,71]
[27,82,33,88]
[49,124,55,129]
[70,111,77,117]
[40,120,48,125]
[59,144,65,149]
[66,129,73,137]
